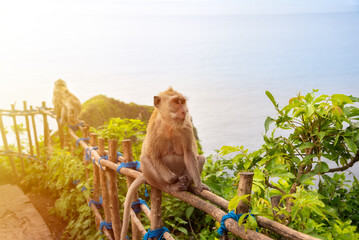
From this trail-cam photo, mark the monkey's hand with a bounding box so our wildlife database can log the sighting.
[166,173,179,185]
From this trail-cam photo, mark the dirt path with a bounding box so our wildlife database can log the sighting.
[0,184,52,240]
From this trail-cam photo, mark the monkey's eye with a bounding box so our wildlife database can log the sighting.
[174,99,180,104]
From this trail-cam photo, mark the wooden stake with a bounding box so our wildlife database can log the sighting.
[23,101,34,156]
[80,126,90,180]
[123,139,140,240]
[98,137,113,239]
[0,114,19,180]
[90,133,101,205]
[41,102,50,157]
[236,172,254,214]
[108,139,122,239]
[11,104,25,176]
[30,106,40,157]
[150,187,163,240]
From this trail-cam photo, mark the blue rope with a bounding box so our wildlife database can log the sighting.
[73,180,80,185]
[117,161,141,174]
[98,155,108,170]
[143,227,169,240]
[86,146,98,161]
[99,221,112,231]
[144,184,149,197]
[76,137,89,147]
[81,186,87,192]
[89,196,103,208]
[218,211,258,236]
[131,199,150,214]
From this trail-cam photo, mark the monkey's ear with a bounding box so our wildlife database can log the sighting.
[154,96,161,108]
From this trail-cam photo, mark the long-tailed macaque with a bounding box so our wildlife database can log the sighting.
[141,87,210,193]
[120,88,209,240]
[52,79,81,127]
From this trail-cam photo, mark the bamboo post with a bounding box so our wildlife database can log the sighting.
[11,104,25,176]
[80,126,90,180]
[108,139,122,239]
[23,101,34,156]
[41,101,49,157]
[123,139,140,240]
[90,133,101,206]
[30,106,40,157]
[151,187,163,240]
[236,172,254,214]
[0,114,19,180]
[98,137,114,239]
[57,119,64,149]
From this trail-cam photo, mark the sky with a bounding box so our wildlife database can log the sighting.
[0,0,358,17]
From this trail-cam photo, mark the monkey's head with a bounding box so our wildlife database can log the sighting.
[54,79,67,88]
[154,87,189,125]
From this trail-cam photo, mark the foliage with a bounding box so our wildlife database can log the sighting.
[220,90,359,239]
[79,95,153,127]
[92,118,147,160]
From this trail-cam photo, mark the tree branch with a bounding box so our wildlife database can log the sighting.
[265,179,286,195]
[328,151,359,173]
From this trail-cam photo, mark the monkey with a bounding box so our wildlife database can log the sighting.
[141,87,210,193]
[120,87,210,240]
[52,79,82,127]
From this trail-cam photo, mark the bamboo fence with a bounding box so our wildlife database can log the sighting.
[0,102,320,240]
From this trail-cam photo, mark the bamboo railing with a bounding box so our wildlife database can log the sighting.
[0,102,320,240]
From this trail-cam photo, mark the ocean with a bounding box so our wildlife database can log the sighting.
[0,12,358,177]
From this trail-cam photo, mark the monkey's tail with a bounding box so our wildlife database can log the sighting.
[120,175,146,240]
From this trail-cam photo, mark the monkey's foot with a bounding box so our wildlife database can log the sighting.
[196,183,211,192]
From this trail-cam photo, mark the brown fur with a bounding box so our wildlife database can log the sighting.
[52,79,81,126]
[140,87,210,193]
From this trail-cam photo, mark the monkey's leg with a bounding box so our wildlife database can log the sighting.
[141,156,185,193]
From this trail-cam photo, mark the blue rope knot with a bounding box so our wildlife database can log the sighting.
[131,198,150,214]
[99,221,112,231]
[117,161,141,174]
[143,227,169,240]
[86,146,98,161]
[76,137,89,147]
[89,196,103,209]
[98,155,108,170]
[81,186,87,192]
[218,210,258,236]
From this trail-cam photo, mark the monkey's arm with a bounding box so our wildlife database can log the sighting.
[148,154,178,184]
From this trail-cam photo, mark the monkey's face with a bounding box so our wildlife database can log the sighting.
[55,79,67,88]
[168,96,188,122]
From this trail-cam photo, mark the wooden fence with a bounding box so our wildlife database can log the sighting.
[0,102,320,240]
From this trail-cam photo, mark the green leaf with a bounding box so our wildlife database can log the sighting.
[298,172,316,183]
[219,146,240,156]
[305,104,315,117]
[265,91,277,108]
[228,195,250,212]
[344,137,358,154]
[317,131,326,141]
[314,162,329,173]
[272,171,296,179]
[247,214,258,230]
[264,117,275,133]
[305,92,315,103]
[299,142,314,151]
[177,227,188,235]
[332,94,353,106]
[185,206,194,219]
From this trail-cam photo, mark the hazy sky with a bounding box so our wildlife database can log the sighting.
[0,0,358,17]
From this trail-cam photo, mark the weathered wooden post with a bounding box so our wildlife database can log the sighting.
[11,104,25,176]
[151,187,163,240]
[41,101,50,157]
[30,106,40,157]
[98,137,113,239]
[90,133,101,208]
[108,139,122,239]
[80,126,90,180]
[0,114,19,180]
[236,172,254,214]
[123,139,140,240]
[23,101,34,156]
[270,195,285,220]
